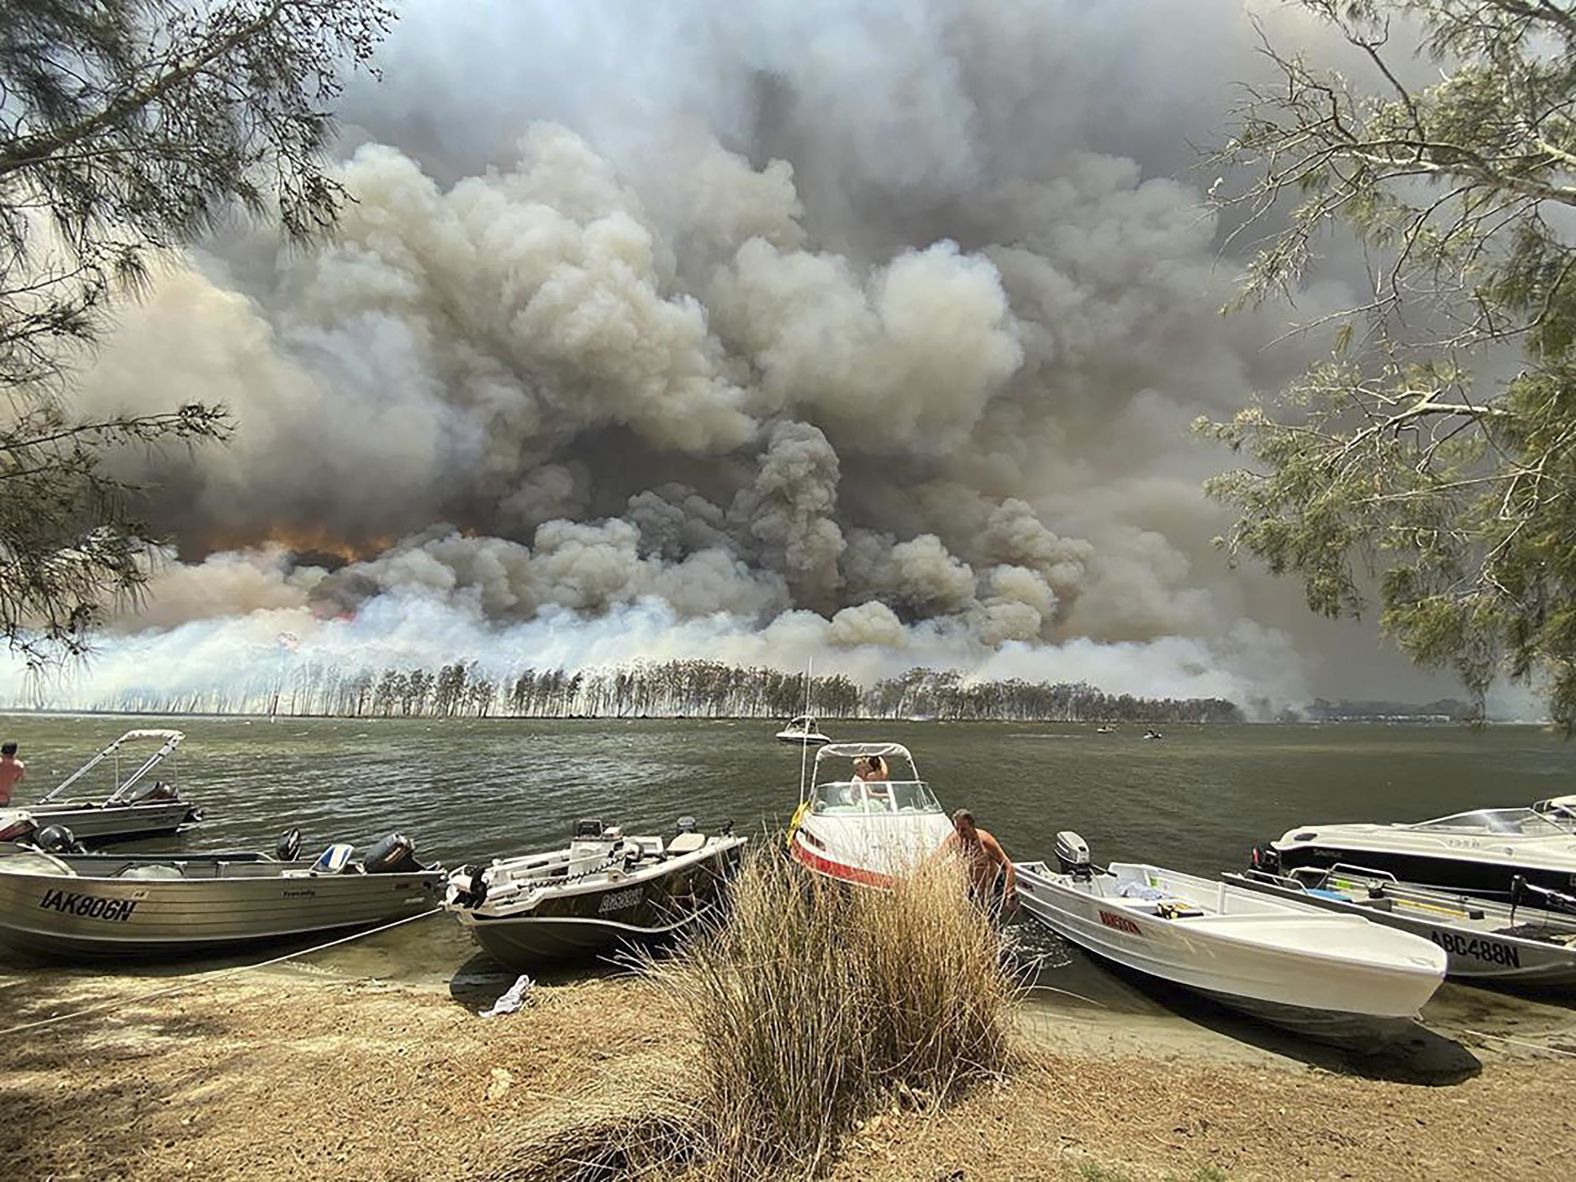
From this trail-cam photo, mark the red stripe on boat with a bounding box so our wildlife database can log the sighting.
[790,836,895,888]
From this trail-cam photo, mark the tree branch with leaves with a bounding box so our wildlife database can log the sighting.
[0,0,392,665]
[1202,0,1576,727]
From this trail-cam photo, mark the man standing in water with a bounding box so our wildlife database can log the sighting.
[935,808,1017,916]
[0,742,24,807]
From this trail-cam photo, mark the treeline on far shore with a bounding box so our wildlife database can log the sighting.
[81,660,1244,725]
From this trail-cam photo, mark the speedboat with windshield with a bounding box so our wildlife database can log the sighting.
[0,729,202,846]
[444,818,747,969]
[776,715,832,745]
[787,741,953,888]
[1018,832,1447,1047]
[1257,795,1576,901]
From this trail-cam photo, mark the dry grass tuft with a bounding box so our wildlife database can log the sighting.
[642,849,1020,1179]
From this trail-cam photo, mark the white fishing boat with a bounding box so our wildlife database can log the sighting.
[1017,832,1447,1046]
[1226,864,1576,988]
[776,715,832,745]
[0,730,201,845]
[1258,794,1576,901]
[444,818,747,968]
[786,742,953,888]
[0,830,441,958]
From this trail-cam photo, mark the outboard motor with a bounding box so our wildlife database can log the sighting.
[128,779,178,804]
[35,825,86,855]
[276,827,302,862]
[573,817,606,839]
[449,865,488,909]
[676,815,697,834]
[0,814,37,844]
[364,831,424,874]
[1054,830,1093,880]
[1249,843,1281,874]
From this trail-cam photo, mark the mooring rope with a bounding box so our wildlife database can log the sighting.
[1458,1027,1576,1059]
[0,905,444,1037]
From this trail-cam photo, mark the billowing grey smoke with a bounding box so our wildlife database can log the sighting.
[15,0,1464,710]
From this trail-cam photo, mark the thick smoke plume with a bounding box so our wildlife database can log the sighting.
[5,0,1435,711]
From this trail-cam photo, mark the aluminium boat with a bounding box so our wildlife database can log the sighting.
[0,830,441,958]
[444,818,747,969]
[776,715,832,745]
[1257,793,1576,901]
[1226,864,1576,989]
[0,729,201,845]
[786,741,953,888]
[1017,832,1446,1047]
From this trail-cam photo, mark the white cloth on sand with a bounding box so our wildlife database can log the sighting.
[478,973,534,1017]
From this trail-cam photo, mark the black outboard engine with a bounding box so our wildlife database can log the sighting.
[364,831,424,874]
[0,814,37,844]
[573,818,606,839]
[276,827,302,862]
[128,779,178,804]
[1249,843,1281,874]
[35,825,86,855]
[676,815,697,834]
[1054,830,1093,880]
[450,866,488,909]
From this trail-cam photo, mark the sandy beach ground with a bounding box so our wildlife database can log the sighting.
[2,943,1573,1181]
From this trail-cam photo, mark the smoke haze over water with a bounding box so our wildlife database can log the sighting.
[0,1,1476,711]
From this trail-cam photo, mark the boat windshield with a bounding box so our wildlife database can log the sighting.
[1409,808,1573,836]
[809,779,943,817]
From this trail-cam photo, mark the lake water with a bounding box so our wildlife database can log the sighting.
[2,714,1573,1061]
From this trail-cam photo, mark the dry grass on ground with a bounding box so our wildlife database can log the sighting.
[2,970,1572,1181]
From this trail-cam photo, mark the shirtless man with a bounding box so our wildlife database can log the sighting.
[0,742,24,808]
[934,808,1017,915]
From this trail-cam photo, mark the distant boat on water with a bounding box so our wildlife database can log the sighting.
[776,716,832,745]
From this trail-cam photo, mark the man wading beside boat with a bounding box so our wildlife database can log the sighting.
[0,743,23,807]
[934,808,1018,916]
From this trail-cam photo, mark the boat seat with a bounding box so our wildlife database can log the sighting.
[117,863,183,880]
[310,843,355,875]
[668,832,707,855]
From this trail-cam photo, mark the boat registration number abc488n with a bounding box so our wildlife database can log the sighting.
[1428,929,1521,968]
[37,889,138,923]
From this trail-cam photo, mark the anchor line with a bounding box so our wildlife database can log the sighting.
[0,905,445,1037]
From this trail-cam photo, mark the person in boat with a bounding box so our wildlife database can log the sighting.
[933,808,1017,916]
[852,755,891,803]
[0,741,23,807]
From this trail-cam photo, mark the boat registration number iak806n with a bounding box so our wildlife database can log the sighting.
[37,889,138,923]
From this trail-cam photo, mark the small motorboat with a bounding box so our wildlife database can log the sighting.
[1016,832,1446,1047]
[1095,725,1117,735]
[776,715,832,745]
[1226,864,1576,988]
[786,741,954,888]
[444,818,747,969]
[0,730,201,845]
[1142,728,1163,741]
[0,830,442,958]
[1257,793,1576,901]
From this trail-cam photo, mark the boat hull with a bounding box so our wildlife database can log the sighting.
[788,811,954,889]
[1226,872,1576,988]
[1016,863,1443,1047]
[1269,838,1576,903]
[0,849,441,958]
[453,839,745,970]
[26,799,199,844]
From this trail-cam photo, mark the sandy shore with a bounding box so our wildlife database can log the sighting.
[2,957,1573,1181]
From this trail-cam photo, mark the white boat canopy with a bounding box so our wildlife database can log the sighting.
[42,729,186,804]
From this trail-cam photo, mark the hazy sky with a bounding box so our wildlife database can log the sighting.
[5,1,1522,711]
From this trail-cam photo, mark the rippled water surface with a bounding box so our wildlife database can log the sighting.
[3,714,1573,1056]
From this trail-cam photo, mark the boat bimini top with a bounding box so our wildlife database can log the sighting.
[41,729,186,804]
[802,741,943,817]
